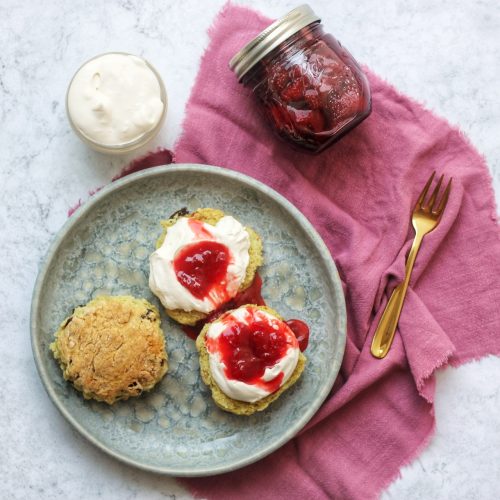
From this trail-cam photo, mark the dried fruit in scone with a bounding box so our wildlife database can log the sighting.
[50,295,168,404]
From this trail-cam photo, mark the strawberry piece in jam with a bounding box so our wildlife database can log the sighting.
[289,108,325,133]
[174,241,230,301]
[304,89,321,109]
[269,66,289,93]
[280,77,308,102]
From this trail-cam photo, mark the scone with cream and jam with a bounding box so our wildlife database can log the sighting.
[196,305,306,415]
[149,208,263,326]
[50,295,168,405]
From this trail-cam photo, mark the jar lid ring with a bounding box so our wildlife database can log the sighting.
[229,4,321,81]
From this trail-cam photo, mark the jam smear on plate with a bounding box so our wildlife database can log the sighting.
[285,319,310,352]
[181,272,265,339]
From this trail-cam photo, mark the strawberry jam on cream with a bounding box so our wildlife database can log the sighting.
[205,306,300,402]
[149,215,250,313]
[174,241,230,301]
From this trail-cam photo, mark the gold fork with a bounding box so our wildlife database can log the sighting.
[370,172,452,359]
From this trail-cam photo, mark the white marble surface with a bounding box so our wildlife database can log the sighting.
[1,0,499,498]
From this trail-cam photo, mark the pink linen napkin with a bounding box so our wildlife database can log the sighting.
[168,3,500,499]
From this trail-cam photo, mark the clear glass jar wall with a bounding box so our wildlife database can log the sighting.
[238,21,371,153]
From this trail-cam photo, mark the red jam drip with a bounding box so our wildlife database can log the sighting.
[206,308,296,392]
[181,272,265,338]
[229,272,266,308]
[285,319,310,352]
[173,240,230,301]
[181,325,199,341]
[187,218,215,240]
[181,273,311,355]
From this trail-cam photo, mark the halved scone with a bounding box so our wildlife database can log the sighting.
[149,208,263,326]
[196,305,306,415]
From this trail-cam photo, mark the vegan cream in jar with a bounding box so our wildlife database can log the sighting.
[66,52,167,153]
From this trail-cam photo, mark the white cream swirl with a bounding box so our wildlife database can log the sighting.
[67,53,165,146]
[149,216,250,313]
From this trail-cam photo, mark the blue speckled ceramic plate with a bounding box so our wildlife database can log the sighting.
[31,164,346,476]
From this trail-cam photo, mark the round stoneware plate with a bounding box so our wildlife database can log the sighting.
[31,164,346,476]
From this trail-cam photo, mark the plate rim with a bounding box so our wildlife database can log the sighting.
[31,163,346,476]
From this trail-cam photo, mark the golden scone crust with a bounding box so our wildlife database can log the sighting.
[156,208,263,326]
[50,295,168,405]
[195,305,306,415]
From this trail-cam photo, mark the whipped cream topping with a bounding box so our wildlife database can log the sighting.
[149,216,250,313]
[206,307,300,403]
[67,53,165,146]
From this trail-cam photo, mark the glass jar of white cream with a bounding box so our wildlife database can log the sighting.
[66,52,167,154]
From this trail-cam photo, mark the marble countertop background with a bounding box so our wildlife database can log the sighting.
[1,0,499,498]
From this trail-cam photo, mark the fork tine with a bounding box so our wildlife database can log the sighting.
[416,171,435,208]
[435,178,452,216]
[426,174,444,211]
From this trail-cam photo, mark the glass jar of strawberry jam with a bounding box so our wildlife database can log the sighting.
[229,5,371,154]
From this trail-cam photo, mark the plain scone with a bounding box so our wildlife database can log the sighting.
[51,295,168,404]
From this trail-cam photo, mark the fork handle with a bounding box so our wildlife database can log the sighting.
[370,232,424,358]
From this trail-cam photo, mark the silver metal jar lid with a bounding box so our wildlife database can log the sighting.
[229,4,321,81]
